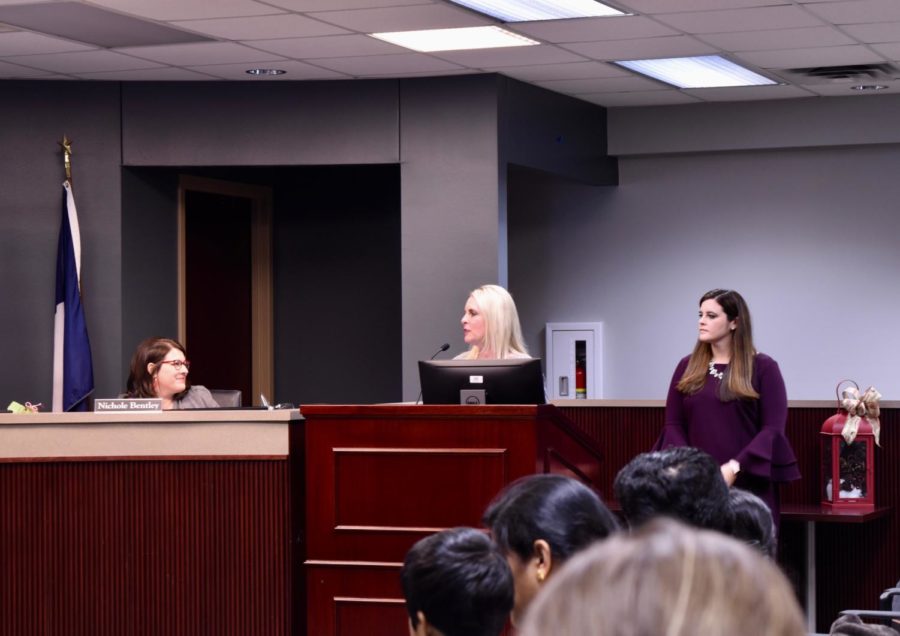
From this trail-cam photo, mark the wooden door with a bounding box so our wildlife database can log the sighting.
[178,176,273,406]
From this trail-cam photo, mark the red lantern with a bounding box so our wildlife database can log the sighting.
[820,381,881,513]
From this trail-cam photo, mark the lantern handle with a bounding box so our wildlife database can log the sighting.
[835,379,859,407]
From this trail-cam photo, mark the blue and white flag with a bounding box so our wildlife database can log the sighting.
[52,180,94,411]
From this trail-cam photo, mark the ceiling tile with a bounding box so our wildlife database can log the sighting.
[117,42,285,65]
[248,34,405,58]
[187,59,349,79]
[432,45,586,68]
[308,4,489,32]
[3,49,164,73]
[803,0,900,25]
[0,57,58,77]
[562,35,718,60]
[87,0,283,21]
[75,66,217,80]
[537,74,666,93]
[363,68,477,78]
[654,6,824,33]
[0,31,95,56]
[0,3,211,48]
[579,90,701,106]
[843,22,900,44]
[736,44,887,68]
[490,61,628,82]
[869,41,900,59]
[312,52,464,75]
[172,14,349,40]
[619,0,787,11]
[699,26,854,51]
[509,16,677,43]
[681,83,816,101]
[266,0,431,9]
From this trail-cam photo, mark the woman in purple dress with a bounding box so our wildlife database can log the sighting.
[655,289,800,530]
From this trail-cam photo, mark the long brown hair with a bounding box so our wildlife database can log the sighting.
[677,289,759,400]
[125,337,191,399]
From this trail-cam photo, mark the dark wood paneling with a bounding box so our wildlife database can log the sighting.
[306,563,407,636]
[559,405,899,633]
[0,459,291,635]
[302,404,604,636]
[333,449,508,528]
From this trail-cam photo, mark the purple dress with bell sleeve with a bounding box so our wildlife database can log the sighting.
[654,353,801,529]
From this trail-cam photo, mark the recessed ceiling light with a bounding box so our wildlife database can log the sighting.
[246,68,287,76]
[614,55,776,89]
[370,26,539,52]
[448,0,627,22]
[850,84,888,91]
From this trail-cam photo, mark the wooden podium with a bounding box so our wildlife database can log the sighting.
[299,404,604,636]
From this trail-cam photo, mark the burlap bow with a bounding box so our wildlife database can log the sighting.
[839,386,882,446]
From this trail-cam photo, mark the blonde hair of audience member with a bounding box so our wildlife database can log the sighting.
[519,518,805,636]
[458,284,529,360]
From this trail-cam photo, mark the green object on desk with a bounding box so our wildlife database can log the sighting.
[6,401,39,414]
[7,401,28,414]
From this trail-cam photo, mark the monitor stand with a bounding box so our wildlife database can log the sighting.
[460,389,485,405]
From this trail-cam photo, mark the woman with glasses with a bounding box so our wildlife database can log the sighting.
[124,337,218,409]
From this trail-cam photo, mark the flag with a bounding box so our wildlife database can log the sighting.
[52,180,94,411]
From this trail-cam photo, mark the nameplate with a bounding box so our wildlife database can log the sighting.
[94,398,162,412]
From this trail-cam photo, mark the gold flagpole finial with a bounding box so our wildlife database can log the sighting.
[58,135,73,183]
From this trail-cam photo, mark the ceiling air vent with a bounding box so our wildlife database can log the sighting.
[774,63,900,85]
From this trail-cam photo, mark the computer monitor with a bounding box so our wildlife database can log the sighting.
[418,358,546,405]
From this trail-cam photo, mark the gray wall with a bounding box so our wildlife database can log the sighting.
[0,82,122,406]
[509,142,900,400]
[400,75,505,397]
[9,76,615,406]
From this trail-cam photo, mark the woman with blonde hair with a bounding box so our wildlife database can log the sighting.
[457,284,529,360]
[655,289,799,530]
[519,518,806,636]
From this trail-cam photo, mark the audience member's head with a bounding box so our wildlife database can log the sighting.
[614,447,733,532]
[520,518,806,636]
[829,614,899,635]
[483,474,620,626]
[730,487,777,558]
[400,527,513,636]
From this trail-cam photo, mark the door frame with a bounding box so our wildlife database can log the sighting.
[177,175,274,406]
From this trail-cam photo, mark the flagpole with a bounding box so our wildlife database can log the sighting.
[58,134,73,183]
[52,135,94,412]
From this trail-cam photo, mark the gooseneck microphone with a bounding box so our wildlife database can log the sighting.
[417,343,451,404]
[430,343,451,360]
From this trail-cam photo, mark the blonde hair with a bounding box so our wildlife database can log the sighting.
[520,518,805,636]
[460,284,529,360]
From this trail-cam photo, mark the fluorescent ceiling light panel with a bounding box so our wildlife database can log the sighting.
[615,55,776,89]
[449,0,626,22]
[371,26,539,52]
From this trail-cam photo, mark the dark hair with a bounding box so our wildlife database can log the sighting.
[400,527,513,636]
[125,337,191,399]
[729,488,776,558]
[678,289,759,400]
[614,447,733,533]
[483,474,619,563]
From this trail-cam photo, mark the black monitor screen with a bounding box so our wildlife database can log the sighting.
[418,358,546,405]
